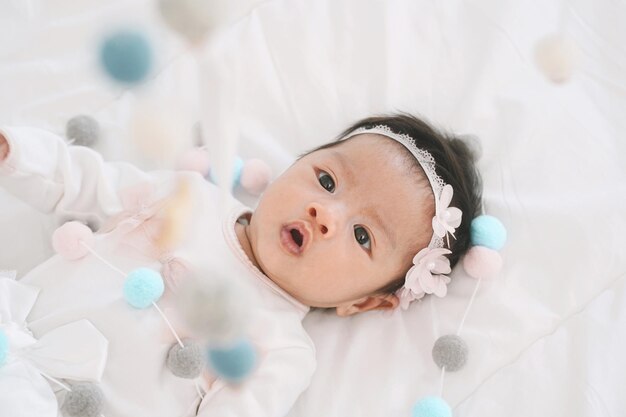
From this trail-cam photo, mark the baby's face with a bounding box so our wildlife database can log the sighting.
[247,134,433,315]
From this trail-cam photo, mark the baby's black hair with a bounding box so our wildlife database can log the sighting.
[300,113,483,296]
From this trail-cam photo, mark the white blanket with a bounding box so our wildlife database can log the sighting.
[1,0,625,416]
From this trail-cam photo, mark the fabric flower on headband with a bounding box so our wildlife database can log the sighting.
[432,185,462,246]
[397,247,452,309]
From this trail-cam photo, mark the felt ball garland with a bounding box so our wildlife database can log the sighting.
[50,220,258,414]
[157,0,217,43]
[100,29,153,84]
[207,339,257,383]
[123,267,165,309]
[178,148,211,176]
[412,396,452,417]
[61,382,105,417]
[167,339,204,379]
[431,335,468,372]
[240,158,272,195]
[207,156,244,186]
[66,115,101,147]
[412,214,506,415]
[469,215,506,250]
[534,34,579,84]
[177,147,272,195]
[0,329,8,367]
[463,246,502,280]
[176,274,251,344]
[52,221,95,261]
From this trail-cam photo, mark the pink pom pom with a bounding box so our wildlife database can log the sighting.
[177,148,210,176]
[52,221,95,260]
[240,159,271,196]
[463,246,502,279]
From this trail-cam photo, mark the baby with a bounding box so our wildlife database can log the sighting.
[0,113,482,416]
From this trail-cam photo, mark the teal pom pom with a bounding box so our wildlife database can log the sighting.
[232,157,244,186]
[100,30,153,84]
[124,268,164,309]
[412,396,452,417]
[470,215,507,250]
[207,339,256,382]
[0,329,9,367]
[208,157,245,189]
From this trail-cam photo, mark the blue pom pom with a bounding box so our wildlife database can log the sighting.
[0,329,9,367]
[470,215,507,250]
[100,30,153,84]
[412,396,452,417]
[207,157,245,189]
[124,268,164,309]
[207,339,256,383]
[232,157,244,186]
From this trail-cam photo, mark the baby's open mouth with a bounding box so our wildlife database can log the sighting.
[290,228,303,247]
[280,222,310,256]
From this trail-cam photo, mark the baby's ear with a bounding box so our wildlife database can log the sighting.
[335,293,399,317]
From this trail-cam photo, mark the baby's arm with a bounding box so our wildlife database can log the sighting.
[0,126,172,226]
[197,346,316,417]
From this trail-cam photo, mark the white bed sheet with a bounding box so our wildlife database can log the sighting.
[1,0,625,416]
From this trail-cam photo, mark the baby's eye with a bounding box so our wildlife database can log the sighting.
[317,170,336,193]
[354,226,371,250]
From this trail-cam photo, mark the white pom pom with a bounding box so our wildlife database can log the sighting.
[158,0,260,43]
[534,34,579,84]
[240,159,272,195]
[52,221,95,260]
[158,0,218,42]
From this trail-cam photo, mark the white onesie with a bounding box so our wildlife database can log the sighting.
[0,127,316,417]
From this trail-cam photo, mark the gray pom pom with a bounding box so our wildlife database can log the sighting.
[61,382,104,417]
[176,272,251,343]
[66,115,100,147]
[192,121,204,147]
[167,339,204,378]
[432,334,468,372]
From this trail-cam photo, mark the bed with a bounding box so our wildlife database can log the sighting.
[1,0,625,416]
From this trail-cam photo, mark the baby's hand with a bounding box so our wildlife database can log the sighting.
[0,133,8,161]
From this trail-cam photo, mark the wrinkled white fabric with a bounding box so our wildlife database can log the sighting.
[0,277,108,416]
[0,361,58,417]
[22,320,108,381]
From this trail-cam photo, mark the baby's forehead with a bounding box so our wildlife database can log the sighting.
[311,134,406,160]
[309,137,429,199]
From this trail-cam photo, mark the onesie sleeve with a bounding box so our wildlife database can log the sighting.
[0,126,172,226]
[197,345,316,417]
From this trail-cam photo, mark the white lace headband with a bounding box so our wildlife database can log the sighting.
[340,124,462,309]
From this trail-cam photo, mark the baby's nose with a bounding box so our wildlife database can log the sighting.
[307,203,339,237]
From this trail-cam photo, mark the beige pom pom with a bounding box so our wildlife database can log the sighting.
[130,101,191,169]
[157,178,193,250]
[534,34,580,84]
